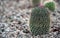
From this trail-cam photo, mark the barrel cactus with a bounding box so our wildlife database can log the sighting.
[45,2,55,11]
[29,7,50,36]
[32,0,40,7]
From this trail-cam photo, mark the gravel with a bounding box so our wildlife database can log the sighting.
[0,0,60,38]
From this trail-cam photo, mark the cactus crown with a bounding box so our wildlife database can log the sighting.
[30,7,50,36]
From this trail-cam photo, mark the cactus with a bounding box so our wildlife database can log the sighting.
[29,7,50,36]
[45,2,55,11]
[32,0,40,6]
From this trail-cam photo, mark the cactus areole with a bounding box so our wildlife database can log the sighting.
[29,7,50,36]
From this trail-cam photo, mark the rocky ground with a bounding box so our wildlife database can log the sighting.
[0,0,60,38]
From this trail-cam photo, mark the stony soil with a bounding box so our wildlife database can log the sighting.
[0,0,60,38]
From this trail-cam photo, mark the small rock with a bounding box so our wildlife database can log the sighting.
[18,21,22,24]
[23,29,30,33]
[52,13,56,16]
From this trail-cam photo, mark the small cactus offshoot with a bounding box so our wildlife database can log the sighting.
[45,2,55,11]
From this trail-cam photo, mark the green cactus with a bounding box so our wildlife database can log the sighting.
[29,7,50,36]
[32,0,40,6]
[45,2,55,11]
